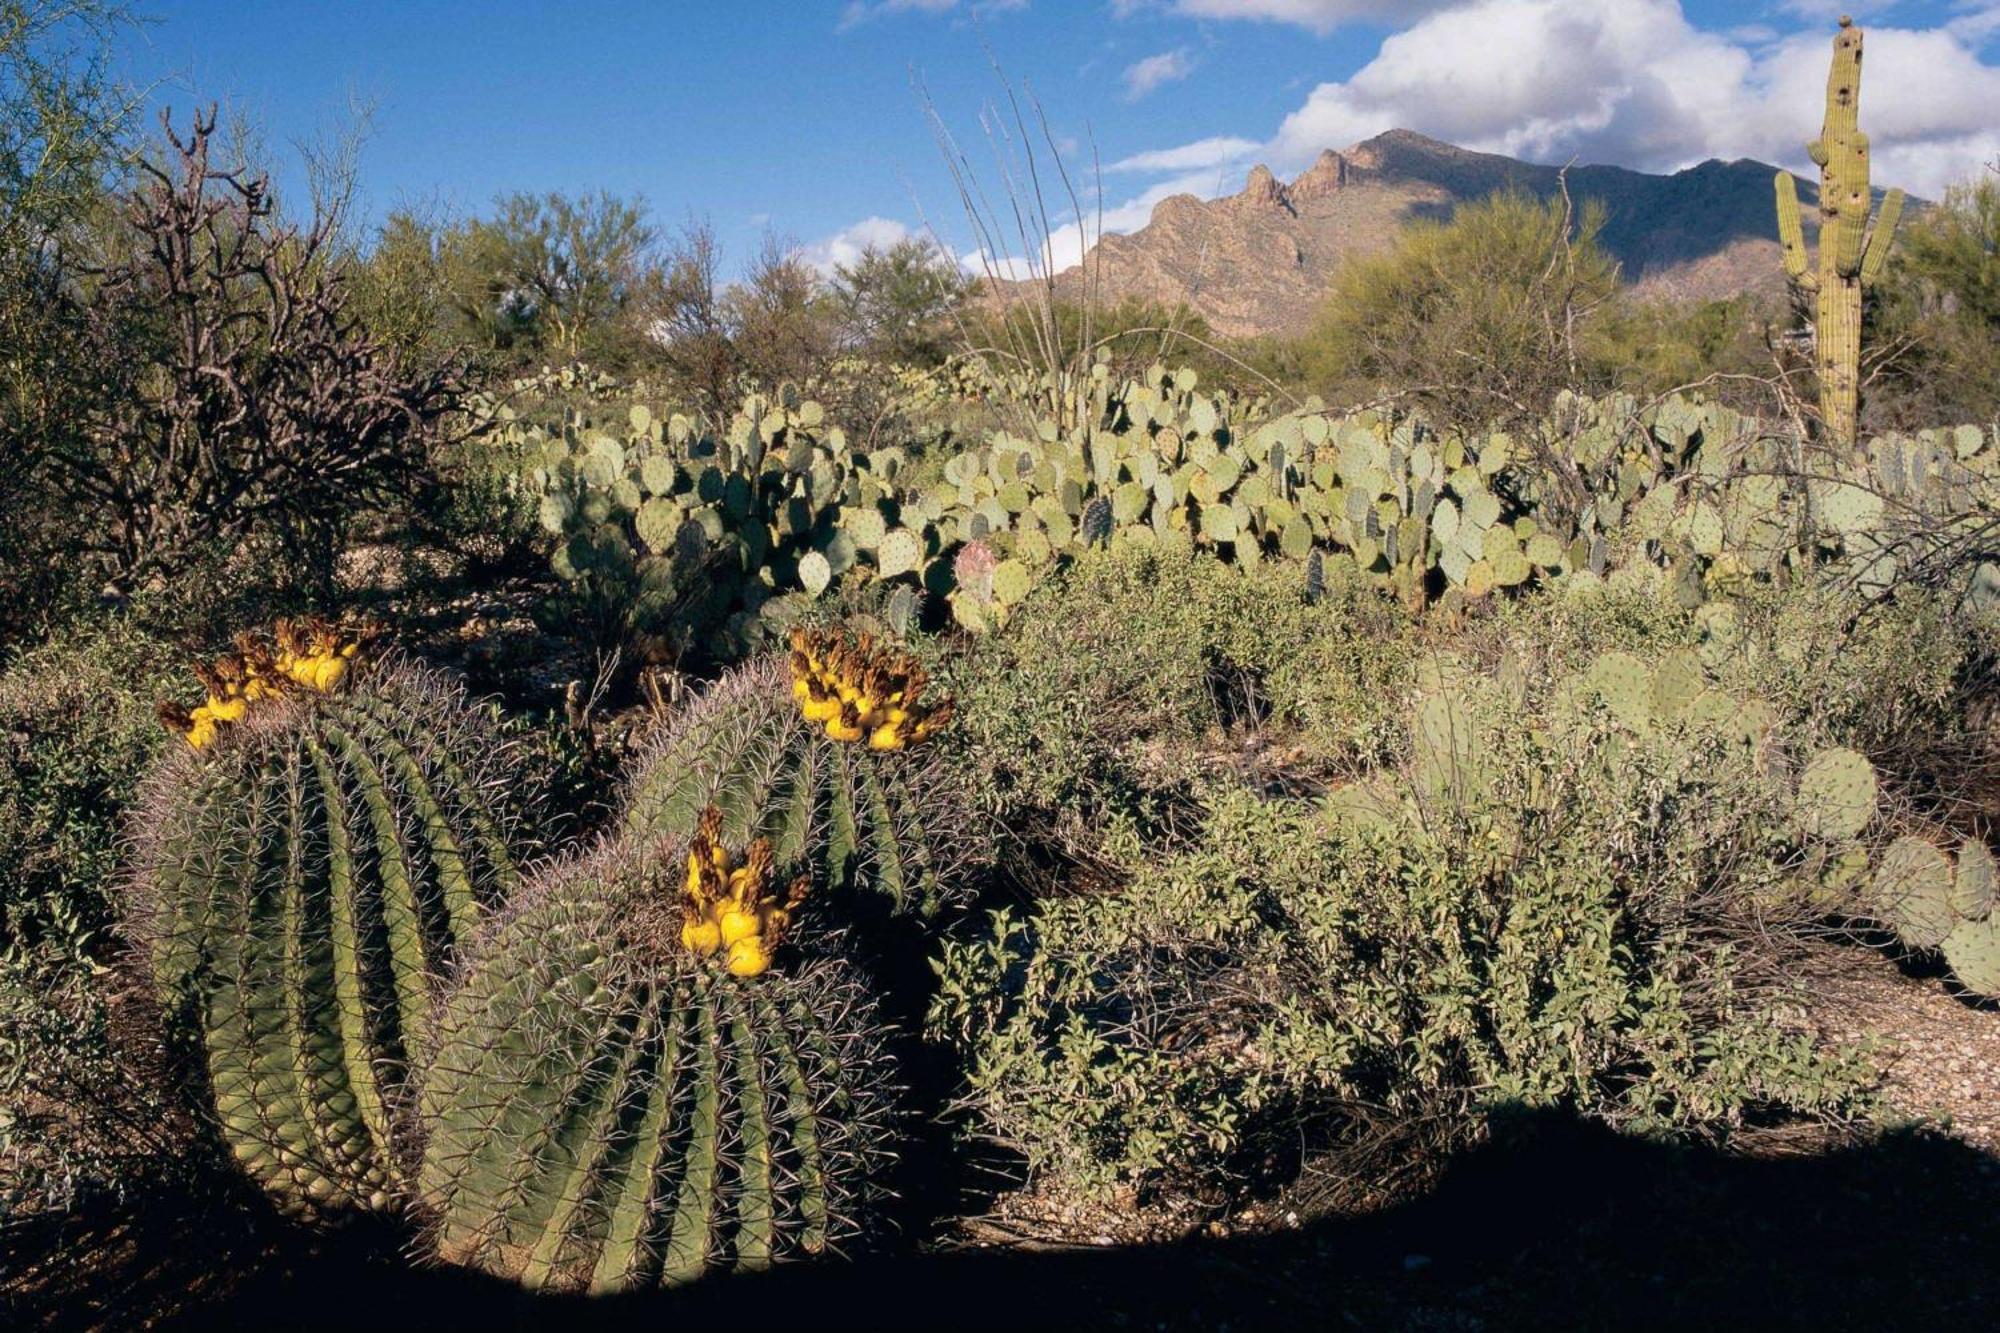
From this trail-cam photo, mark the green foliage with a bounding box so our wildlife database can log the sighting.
[1583,294,1773,398]
[831,237,975,367]
[0,1,133,640]
[416,839,899,1292]
[1296,190,1620,430]
[0,945,189,1221]
[129,655,527,1217]
[0,618,179,963]
[932,670,1876,1201]
[1874,171,2000,426]
[947,547,1417,836]
[622,655,986,917]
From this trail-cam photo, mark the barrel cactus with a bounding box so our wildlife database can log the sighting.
[416,827,898,1292]
[622,626,986,916]
[128,619,525,1215]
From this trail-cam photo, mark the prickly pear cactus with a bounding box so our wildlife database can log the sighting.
[1794,747,1879,842]
[416,835,898,1292]
[1943,917,2000,997]
[622,629,987,916]
[1872,835,1957,950]
[128,621,524,1216]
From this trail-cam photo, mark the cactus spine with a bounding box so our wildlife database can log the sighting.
[416,838,897,1292]
[623,639,985,917]
[1774,16,1905,444]
[130,629,523,1215]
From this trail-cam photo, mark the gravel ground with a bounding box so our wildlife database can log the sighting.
[1805,939,2000,1151]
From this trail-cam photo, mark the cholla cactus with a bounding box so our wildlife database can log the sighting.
[415,838,899,1292]
[1774,16,1906,443]
[128,630,524,1216]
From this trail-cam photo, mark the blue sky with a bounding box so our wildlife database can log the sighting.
[113,2,2000,276]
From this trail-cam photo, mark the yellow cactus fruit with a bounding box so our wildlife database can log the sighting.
[718,905,760,947]
[787,624,953,748]
[158,617,379,750]
[725,936,771,977]
[681,916,722,956]
[676,806,804,971]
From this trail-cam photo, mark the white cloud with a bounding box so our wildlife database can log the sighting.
[964,2,1999,280]
[1254,0,2000,198]
[800,216,915,275]
[1123,49,1198,100]
[838,0,954,29]
[1106,135,1261,173]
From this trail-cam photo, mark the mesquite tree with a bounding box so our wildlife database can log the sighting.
[57,107,457,593]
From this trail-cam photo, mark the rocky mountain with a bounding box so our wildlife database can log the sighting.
[1051,129,1819,338]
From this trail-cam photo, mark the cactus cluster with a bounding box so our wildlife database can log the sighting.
[416,838,898,1293]
[1869,835,2000,994]
[129,635,524,1215]
[489,352,2000,646]
[624,650,982,917]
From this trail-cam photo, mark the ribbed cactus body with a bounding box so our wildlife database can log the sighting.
[416,843,896,1292]
[623,656,982,916]
[130,661,522,1215]
[1774,17,1904,443]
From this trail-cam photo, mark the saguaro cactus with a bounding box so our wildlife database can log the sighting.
[1774,16,1905,444]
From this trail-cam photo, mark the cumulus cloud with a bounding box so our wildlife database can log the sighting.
[1256,0,2000,198]
[799,216,915,275]
[1123,49,1198,100]
[971,1,1999,277]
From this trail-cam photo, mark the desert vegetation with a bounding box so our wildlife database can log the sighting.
[4,7,2000,1329]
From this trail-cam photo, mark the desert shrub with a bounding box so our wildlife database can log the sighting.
[0,947,191,1221]
[1296,190,1618,430]
[31,109,457,601]
[1476,580,1993,810]
[931,681,1874,1202]
[944,546,1417,846]
[1718,585,1997,810]
[1582,293,1776,402]
[0,618,179,963]
[1872,171,2000,428]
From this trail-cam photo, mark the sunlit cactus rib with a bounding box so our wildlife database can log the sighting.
[622,654,986,916]
[127,651,526,1218]
[415,841,898,1293]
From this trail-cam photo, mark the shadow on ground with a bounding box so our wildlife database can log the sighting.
[8,1109,1997,1332]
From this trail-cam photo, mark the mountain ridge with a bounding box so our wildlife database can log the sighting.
[1046,129,1824,338]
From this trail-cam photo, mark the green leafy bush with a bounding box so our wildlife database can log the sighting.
[0,947,190,1221]
[944,546,1417,850]
[931,669,1875,1202]
[0,619,179,962]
